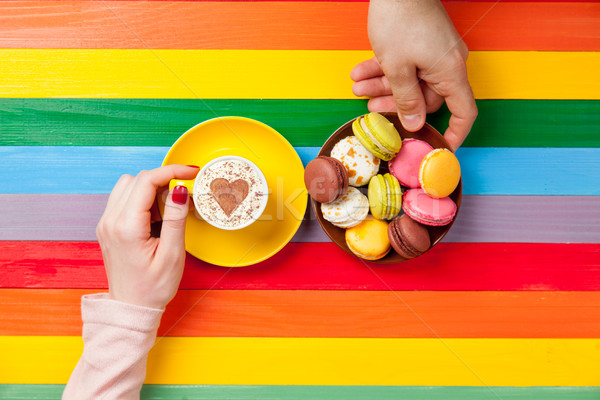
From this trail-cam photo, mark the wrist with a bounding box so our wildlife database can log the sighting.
[109,288,167,311]
[369,0,443,21]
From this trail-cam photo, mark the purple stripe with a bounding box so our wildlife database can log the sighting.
[0,194,107,241]
[0,195,598,243]
[445,195,600,243]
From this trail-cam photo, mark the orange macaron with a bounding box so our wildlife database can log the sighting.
[418,148,461,198]
[345,216,391,261]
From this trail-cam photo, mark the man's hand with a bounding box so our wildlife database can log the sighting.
[352,0,477,151]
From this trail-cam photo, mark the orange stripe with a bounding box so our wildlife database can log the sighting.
[0,1,369,50]
[2,289,600,338]
[0,1,598,50]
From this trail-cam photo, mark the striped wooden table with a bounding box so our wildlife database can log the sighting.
[1,0,599,398]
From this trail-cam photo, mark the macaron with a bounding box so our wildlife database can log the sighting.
[388,139,434,188]
[388,214,431,259]
[321,186,369,228]
[367,173,402,220]
[352,112,402,161]
[304,156,349,203]
[419,148,461,198]
[345,216,391,261]
[330,136,380,187]
[402,188,457,226]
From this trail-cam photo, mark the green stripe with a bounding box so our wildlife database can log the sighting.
[1,99,599,147]
[433,99,600,148]
[1,385,599,399]
[0,99,366,148]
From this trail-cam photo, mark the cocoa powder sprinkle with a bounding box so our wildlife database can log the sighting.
[195,160,265,228]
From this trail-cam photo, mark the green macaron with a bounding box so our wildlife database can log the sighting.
[384,173,402,219]
[352,112,402,161]
[368,173,402,220]
[368,174,387,220]
[352,118,389,161]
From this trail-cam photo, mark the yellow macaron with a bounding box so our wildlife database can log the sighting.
[419,148,461,198]
[345,216,391,261]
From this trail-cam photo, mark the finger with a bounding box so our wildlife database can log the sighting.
[367,96,397,114]
[421,82,445,114]
[97,174,135,240]
[385,66,427,132]
[128,164,199,214]
[156,185,190,262]
[442,81,478,152]
[111,175,140,229]
[352,75,392,98]
[350,57,384,82]
[366,84,443,115]
[103,174,134,216]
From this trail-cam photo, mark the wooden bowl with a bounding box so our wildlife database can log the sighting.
[311,113,462,264]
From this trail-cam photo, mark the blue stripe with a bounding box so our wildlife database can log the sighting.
[1,146,599,195]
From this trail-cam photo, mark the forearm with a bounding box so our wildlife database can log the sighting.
[62,293,164,400]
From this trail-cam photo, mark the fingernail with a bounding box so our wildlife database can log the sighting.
[186,164,200,168]
[400,114,421,131]
[172,185,188,205]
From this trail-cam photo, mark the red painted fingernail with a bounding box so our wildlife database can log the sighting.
[186,164,200,168]
[172,185,188,205]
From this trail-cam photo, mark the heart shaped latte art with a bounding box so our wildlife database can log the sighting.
[209,178,250,217]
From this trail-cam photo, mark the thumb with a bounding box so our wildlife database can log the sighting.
[157,185,190,258]
[387,67,427,132]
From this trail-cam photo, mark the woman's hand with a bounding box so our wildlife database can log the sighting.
[352,0,477,151]
[96,165,199,310]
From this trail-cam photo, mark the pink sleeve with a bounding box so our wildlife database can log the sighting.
[62,293,164,400]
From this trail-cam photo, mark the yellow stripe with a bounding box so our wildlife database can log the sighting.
[0,50,598,99]
[468,51,600,100]
[1,336,599,385]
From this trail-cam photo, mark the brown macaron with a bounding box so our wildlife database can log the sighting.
[304,156,349,203]
[388,214,431,259]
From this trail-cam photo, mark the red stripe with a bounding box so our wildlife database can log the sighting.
[1,241,599,291]
[451,2,600,51]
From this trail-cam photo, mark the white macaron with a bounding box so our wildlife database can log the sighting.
[321,187,369,228]
[330,136,380,187]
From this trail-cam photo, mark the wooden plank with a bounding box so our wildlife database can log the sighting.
[1,146,599,195]
[0,99,368,148]
[1,50,598,99]
[1,195,599,243]
[0,194,107,241]
[2,336,600,385]
[1,384,599,400]
[1,242,599,291]
[2,289,599,338]
[0,0,593,2]
[456,147,600,195]
[1,2,598,51]
[1,99,599,148]
[449,2,600,51]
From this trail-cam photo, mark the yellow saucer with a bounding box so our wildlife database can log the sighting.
[162,117,307,267]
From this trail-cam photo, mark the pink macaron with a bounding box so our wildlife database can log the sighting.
[402,188,457,226]
[388,139,434,188]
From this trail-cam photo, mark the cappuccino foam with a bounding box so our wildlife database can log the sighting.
[195,159,265,228]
